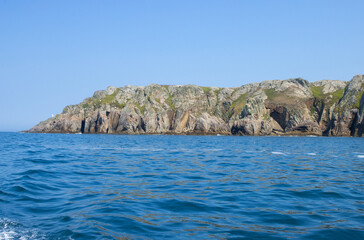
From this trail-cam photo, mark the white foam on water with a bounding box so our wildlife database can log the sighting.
[357,155,364,158]
[0,218,45,240]
[307,153,316,156]
[272,151,284,155]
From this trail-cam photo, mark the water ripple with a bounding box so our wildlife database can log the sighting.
[0,133,363,239]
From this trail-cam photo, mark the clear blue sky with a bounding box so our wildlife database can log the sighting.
[1,0,363,131]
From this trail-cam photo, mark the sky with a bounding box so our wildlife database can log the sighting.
[1,0,363,131]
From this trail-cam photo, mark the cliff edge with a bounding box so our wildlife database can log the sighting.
[29,75,364,136]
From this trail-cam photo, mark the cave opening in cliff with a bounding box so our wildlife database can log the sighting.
[350,113,359,136]
[269,108,287,130]
[80,119,85,133]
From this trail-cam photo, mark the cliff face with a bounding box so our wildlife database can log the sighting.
[29,75,364,136]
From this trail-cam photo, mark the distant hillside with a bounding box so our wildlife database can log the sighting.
[29,75,364,136]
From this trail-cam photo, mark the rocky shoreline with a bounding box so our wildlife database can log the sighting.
[28,75,364,137]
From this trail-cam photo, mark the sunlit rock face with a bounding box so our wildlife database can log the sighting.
[29,75,364,136]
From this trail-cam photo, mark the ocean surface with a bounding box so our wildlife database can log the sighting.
[0,132,363,240]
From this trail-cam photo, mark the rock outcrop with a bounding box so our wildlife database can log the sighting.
[28,75,364,136]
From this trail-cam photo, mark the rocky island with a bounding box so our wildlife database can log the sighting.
[29,75,364,136]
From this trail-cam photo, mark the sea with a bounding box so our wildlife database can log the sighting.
[0,132,363,239]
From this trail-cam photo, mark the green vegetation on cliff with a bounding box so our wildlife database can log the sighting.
[166,93,175,111]
[201,87,211,94]
[101,88,120,104]
[82,88,126,110]
[352,91,364,109]
[310,85,325,99]
[135,103,146,115]
[310,85,345,106]
[214,88,221,98]
[264,88,278,101]
[229,92,248,117]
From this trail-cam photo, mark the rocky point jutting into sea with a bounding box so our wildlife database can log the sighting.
[29,75,364,136]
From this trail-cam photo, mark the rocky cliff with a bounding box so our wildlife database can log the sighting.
[29,75,364,136]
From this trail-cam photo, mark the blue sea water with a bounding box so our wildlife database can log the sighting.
[0,132,363,240]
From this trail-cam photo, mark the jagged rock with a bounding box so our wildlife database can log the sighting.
[325,75,364,136]
[28,75,364,136]
[241,97,266,118]
[194,113,229,134]
[230,117,272,136]
[117,108,143,133]
[354,94,364,136]
[338,75,364,108]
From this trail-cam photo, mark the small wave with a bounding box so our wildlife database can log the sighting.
[15,169,53,177]
[307,153,316,156]
[357,155,364,158]
[272,151,284,155]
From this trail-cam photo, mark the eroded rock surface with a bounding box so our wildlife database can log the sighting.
[29,75,364,136]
